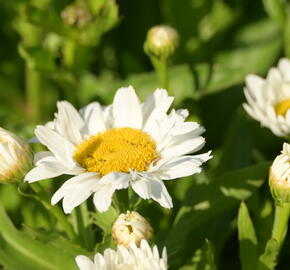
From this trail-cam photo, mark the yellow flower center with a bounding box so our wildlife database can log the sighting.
[275,99,290,116]
[73,127,157,176]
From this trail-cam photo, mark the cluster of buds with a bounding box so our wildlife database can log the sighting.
[0,128,32,184]
[112,211,153,248]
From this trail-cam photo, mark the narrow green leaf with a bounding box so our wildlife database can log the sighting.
[262,0,286,26]
[179,240,217,270]
[238,202,258,270]
[205,240,217,270]
[258,239,279,270]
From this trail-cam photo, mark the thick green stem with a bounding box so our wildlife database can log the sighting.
[150,56,169,90]
[271,202,290,247]
[30,182,76,241]
[26,64,41,123]
[75,203,94,250]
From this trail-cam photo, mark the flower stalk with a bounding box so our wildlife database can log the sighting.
[271,202,290,247]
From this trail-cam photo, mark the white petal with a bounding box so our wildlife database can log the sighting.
[54,101,85,145]
[81,102,106,135]
[93,172,130,212]
[113,86,142,129]
[35,126,76,166]
[51,172,99,213]
[131,175,173,208]
[142,89,174,132]
[33,151,52,163]
[278,58,290,81]
[150,152,212,180]
[24,163,67,183]
[160,136,205,159]
[75,256,95,270]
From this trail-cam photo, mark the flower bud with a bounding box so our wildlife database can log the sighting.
[269,143,290,204]
[61,2,92,28]
[0,128,33,184]
[144,25,179,60]
[112,211,153,248]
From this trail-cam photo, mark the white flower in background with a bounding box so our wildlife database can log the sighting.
[112,211,153,247]
[243,58,290,137]
[269,143,290,204]
[75,240,167,270]
[25,86,212,213]
[0,128,32,184]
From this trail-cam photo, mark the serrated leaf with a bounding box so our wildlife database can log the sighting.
[258,238,279,270]
[238,202,258,270]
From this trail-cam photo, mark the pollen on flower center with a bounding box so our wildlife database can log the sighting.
[73,127,157,176]
[275,99,290,116]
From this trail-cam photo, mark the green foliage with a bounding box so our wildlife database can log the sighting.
[165,162,269,267]
[0,0,289,269]
[179,240,217,270]
[258,239,279,270]
[238,202,258,270]
[0,205,88,270]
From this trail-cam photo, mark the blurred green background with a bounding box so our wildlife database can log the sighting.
[0,0,290,269]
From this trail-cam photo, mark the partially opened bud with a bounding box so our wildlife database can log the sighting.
[144,25,179,60]
[269,143,290,204]
[112,211,153,248]
[0,128,32,184]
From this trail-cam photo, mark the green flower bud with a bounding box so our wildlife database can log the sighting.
[144,25,179,61]
[112,211,153,248]
[0,128,33,184]
[269,143,290,204]
[61,2,92,28]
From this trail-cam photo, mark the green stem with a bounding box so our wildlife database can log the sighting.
[271,202,290,247]
[30,182,76,241]
[26,64,41,123]
[75,203,94,250]
[150,56,169,90]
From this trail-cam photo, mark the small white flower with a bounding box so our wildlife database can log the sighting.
[269,143,290,203]
[0,128,32,183]
[112,211,153,247]
[25,87,211,213]
[75,240,167,270]
[243,58,290,137]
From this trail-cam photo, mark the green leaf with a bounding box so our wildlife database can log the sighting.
[91,206,119,234]
[262,0,286,26]
[194,19,282,97]
[179,240,217,270]
[238,202,258,270]
[165,162,270,267]
[258,239,279,270]
[0,205,87,270]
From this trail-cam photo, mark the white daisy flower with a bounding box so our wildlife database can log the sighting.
[269,143,290,204]
[243,58,290,137]
[75,239,167,270]
[0,127,32,183]
[25,87,211,213]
